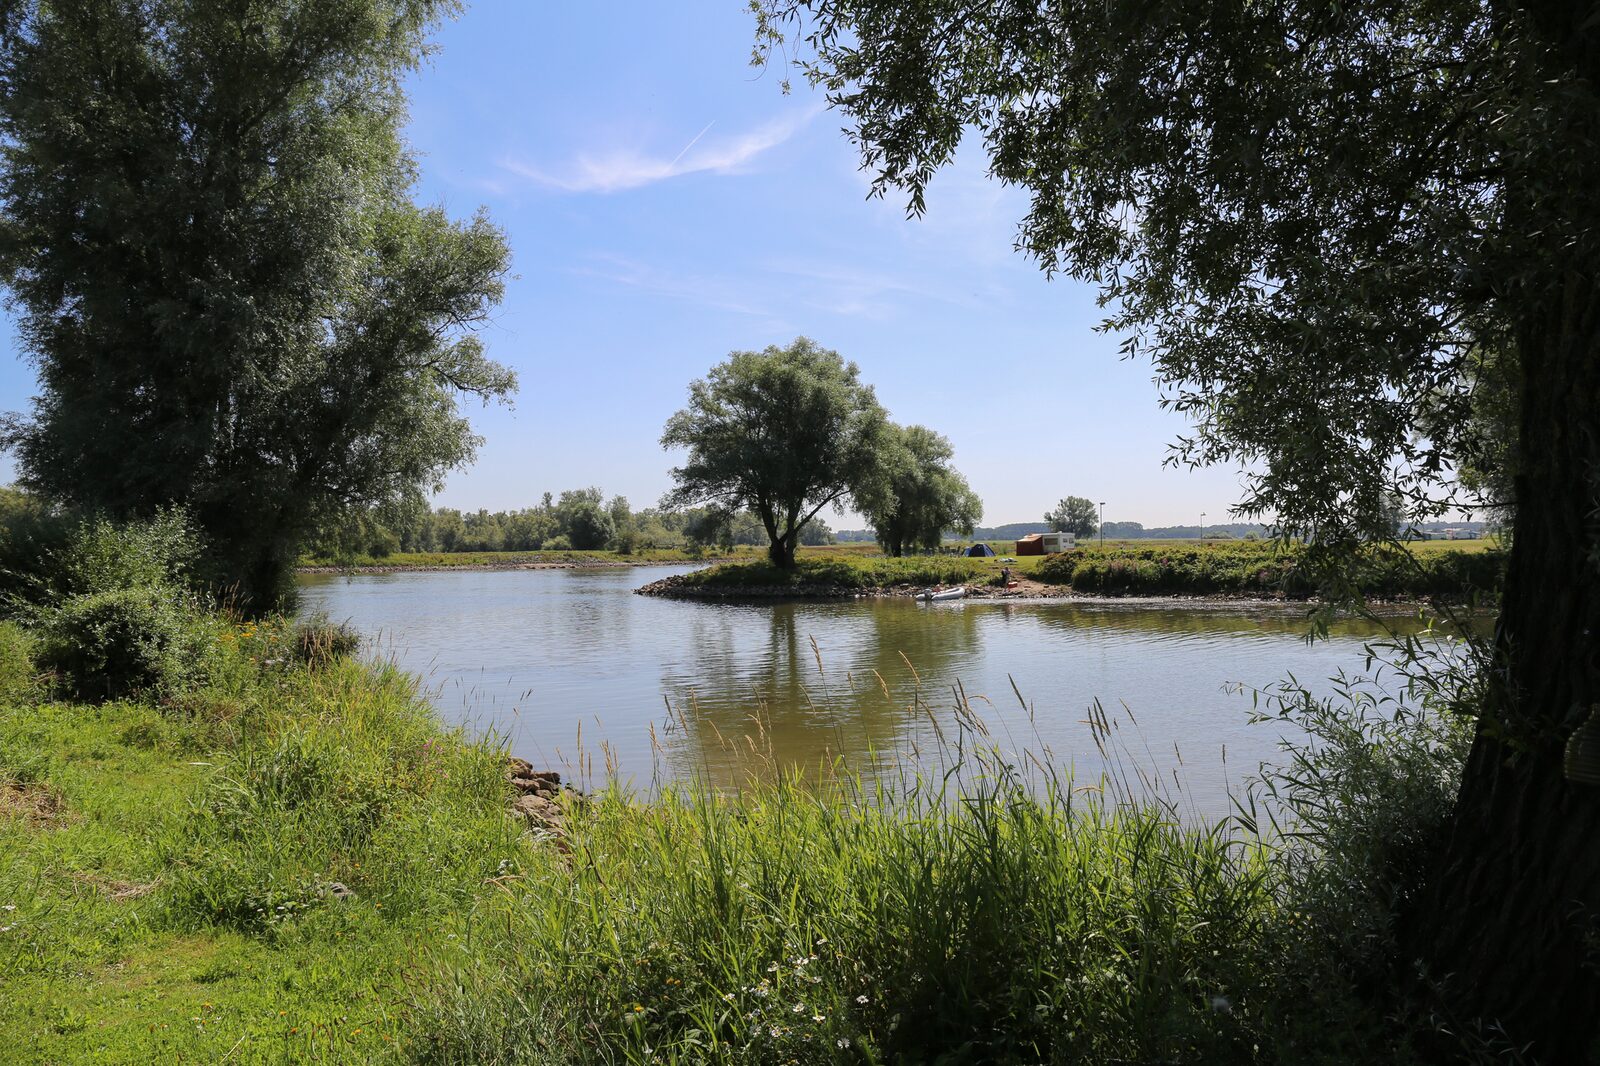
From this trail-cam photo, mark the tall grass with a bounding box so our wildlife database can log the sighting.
[1035,541,1502,599]
[408,623,1488,1065]
[416,766,1280,1064]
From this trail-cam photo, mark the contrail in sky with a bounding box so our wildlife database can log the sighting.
[668,121,716,167]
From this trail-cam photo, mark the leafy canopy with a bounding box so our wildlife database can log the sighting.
[0,0,514,609]
[1045,497,1099,539]
[754,0,1584,556]
[661,338,890,567]
[867,424,982,557]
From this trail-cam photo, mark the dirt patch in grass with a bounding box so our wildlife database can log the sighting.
[71,869,159,901]
[0,779,65,825]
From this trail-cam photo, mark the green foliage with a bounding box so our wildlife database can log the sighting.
[0,0,514,612]
[755,0,1592,555]
[1035,542,1504,600]
[553,489,616,551]
[865,423,982,556]
[37,586,214,703]
[671,542,1503,600]
[0,488,73,608]
[291,615,362,666]
[49,510,200,598]
[671,554,987,592]
[308,491,684,558]
[416,769,1278,1065]
[662,338,891,568]
[1240,643,1478,1054]
[0,620,38,703]
[10,511,217,701]
[1045,495,1099,538]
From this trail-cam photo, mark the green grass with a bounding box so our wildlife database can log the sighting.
[0,619,524,1063]
[416,768,1285,1064]
[666,553,996,592]
[670,541,1504,600]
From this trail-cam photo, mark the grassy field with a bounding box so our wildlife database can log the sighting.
[0,616,524,1063]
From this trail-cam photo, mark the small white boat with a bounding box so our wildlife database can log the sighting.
[920,586,967,602]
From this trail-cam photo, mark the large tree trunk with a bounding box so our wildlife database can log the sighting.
[1421,266,1600,1060]
[767,537,796,568]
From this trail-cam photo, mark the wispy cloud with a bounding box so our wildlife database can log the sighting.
[569,253,783,320]
[503,108,819,194]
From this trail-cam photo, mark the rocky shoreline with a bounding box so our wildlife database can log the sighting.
[505,757,584,840]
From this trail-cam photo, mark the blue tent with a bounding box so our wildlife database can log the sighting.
[964,543,996,557]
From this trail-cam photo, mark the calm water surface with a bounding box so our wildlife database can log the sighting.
[298,564,1420,816]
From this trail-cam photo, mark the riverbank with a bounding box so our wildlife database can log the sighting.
[1,580,1474,1062]
[0,518,1468,1061]
[640,542,1505,604]
[0,612,1468,1063]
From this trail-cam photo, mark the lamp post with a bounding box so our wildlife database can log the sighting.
[1098,501,1106,548]
[1200,512,1206,540]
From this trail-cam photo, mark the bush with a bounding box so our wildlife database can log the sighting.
[1237,639,1477,1057]
[542,534,572,552]
[52,509,199,597]
[37,586,212,702]
[612,527,640,555]
[0,620,40,703]
[292,615,361,665]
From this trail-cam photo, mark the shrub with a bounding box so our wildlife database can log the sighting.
[52,509,199,597]
[37,586,212,702]
[292,614,361,665]
[612,527,640,555]
[0,619,40,703]
[1237,639,1477,1056]
[543,534,572,552]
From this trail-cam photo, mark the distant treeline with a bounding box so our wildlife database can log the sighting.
[836,519,1489,543]
[308,492,835,560]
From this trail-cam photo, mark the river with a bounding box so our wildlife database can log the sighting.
[298,563,1427,817]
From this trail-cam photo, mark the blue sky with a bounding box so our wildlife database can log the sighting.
[0,1,1252,530]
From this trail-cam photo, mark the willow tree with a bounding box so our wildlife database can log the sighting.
[0,0,513,610]
[867,423,981,556]
[756,0,1599,1057]
[662,338,890,568]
